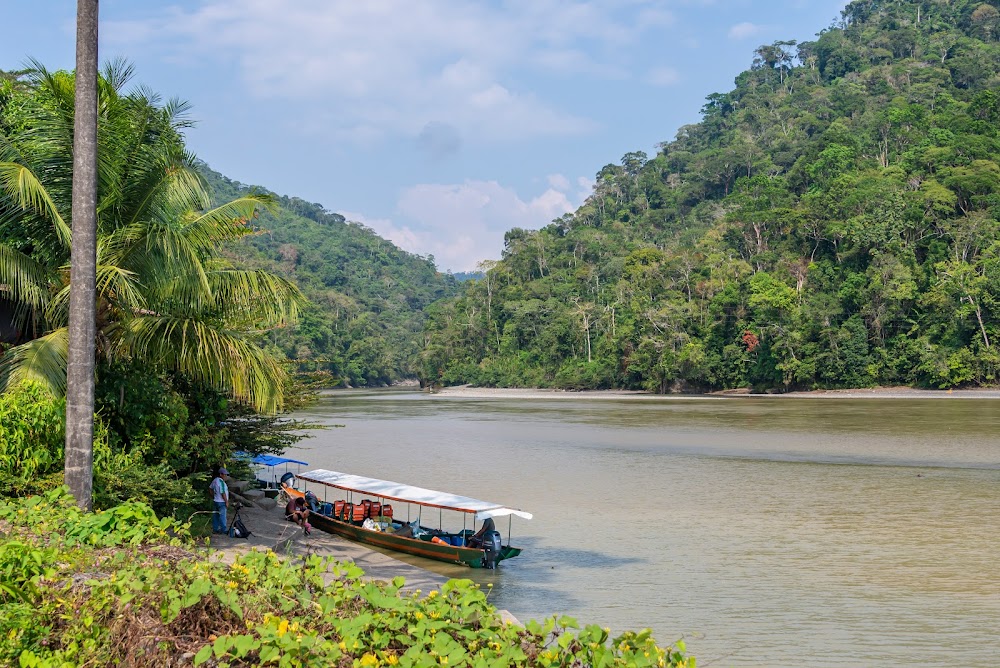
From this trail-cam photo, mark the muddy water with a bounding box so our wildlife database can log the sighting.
[287,391,1000,667]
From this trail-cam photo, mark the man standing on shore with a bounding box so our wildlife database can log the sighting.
[210,467,230,535]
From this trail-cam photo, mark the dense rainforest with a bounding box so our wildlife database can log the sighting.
[421,0,1000,392]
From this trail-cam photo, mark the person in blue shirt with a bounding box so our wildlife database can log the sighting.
[210,467,230,535]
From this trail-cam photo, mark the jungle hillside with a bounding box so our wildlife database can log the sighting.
[204,167,460,388]
[420,0,1000,392]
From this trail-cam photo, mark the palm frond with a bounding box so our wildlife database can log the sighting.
[115,218,212,303]
[0,132,29,165]
[110,316,286,413]
[163,97,195,130]
[125,159,209,230]
[181,194,275,251]
[45,281,70,329]
[24,60,76,129]
[0,243,54,314]
[0,162,72,247]
[102,57,136,93]
[206,269,305,328]
[96,263,146,315]
[0,328,68,395]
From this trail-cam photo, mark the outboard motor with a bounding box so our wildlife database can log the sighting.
[280,472,296,487]
[482,530,503,569]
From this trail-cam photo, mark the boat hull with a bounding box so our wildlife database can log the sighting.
[308,513,521,568]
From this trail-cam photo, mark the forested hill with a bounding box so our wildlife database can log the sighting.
[203,167,459,386]
[422,0,1000,392]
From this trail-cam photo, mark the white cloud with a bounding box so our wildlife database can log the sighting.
[728,22,763,39]
[103,1,679,146]
[637,8,676,28]
[548,173,571,191]
[344,179,586,271]
[646,66,680,86]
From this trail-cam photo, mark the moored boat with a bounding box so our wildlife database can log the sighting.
[285,469,532,569]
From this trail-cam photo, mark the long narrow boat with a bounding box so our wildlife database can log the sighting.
[288,469,532,569]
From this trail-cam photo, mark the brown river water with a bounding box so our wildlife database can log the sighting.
[286,390,1000,667]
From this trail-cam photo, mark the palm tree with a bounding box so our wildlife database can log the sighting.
[0,62,305,420]
[65,0,99,510]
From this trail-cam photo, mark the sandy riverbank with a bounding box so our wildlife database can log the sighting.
[430,385,1000,399]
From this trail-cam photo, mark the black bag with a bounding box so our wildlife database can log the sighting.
[229,515,251,539]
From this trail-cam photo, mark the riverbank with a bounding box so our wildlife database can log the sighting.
[429,385,1000,399]
[6,492,666,666]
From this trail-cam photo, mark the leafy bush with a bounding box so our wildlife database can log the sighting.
[0,383,65,480]
[0,381,202,516]
[92,443,205,518]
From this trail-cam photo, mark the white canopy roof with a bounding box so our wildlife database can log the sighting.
[297,469,533,522]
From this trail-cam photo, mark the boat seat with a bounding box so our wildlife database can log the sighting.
[351,503,367,523]
[370,502,382,518]
[381,504,393,519]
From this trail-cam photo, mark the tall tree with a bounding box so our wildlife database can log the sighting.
[65,0,99,511]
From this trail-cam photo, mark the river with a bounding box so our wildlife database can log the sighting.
[285,390,1000,667]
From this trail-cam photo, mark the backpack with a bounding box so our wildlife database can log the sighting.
[229,516,251,539]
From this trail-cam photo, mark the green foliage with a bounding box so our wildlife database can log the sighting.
[0,379,209,517]
[0,491,693,668]
[91,445,205,518]
[0,382,65,487]
[424,0,1000,392]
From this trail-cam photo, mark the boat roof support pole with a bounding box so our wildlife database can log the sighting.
[508,515,512,546]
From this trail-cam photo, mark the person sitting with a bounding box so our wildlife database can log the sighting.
[466,517,496,548]
[285,496,311,535]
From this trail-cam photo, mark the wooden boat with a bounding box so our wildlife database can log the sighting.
[285,469,532,569]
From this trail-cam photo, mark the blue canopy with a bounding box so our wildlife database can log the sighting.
[234,452,309,467]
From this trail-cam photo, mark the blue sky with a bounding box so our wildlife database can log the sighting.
[6,1,848,272]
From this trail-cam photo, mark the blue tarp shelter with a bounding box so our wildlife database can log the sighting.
[249,454,310,467]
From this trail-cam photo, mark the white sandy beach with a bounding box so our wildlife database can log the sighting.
[429,384,1000,399]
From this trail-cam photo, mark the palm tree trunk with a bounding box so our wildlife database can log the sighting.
[65,0,99,511]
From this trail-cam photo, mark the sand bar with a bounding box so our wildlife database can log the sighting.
[430,385,1000,399]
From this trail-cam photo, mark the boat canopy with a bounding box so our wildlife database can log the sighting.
[250,454,310,467]
[298,469,533,522]
[234,452,310,467]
